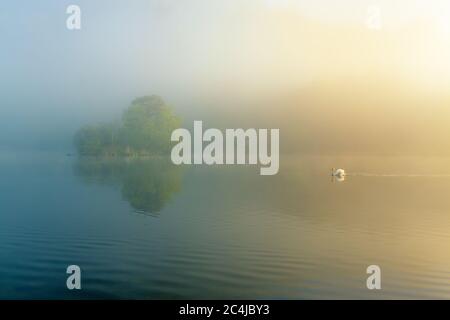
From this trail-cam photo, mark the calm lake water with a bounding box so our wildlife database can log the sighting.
[0,152,449,299]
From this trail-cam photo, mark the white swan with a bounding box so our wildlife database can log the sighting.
[332,168,346,178]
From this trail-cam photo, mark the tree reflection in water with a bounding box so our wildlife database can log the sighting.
[74,157,183,215]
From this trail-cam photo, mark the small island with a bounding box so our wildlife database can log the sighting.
[74,95,181,156]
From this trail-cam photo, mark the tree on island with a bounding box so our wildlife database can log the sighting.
[74,96,181,156]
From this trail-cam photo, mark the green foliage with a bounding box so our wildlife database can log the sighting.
[120,96,181,155]
[74,123,119,156]
[74,95,180,156]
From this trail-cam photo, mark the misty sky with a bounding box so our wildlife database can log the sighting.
[1,0,450,154]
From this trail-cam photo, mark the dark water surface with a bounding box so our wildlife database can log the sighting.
[0,152,449,299]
